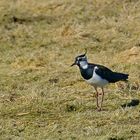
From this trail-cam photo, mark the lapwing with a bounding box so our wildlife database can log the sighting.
[71,51,129,111]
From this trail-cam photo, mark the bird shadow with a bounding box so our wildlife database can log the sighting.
[121,99,139,108]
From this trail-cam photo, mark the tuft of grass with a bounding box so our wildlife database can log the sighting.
[0,0,140,139]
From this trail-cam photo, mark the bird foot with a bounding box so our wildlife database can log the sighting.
[96,107,102,111]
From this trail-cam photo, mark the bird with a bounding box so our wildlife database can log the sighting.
[71,51,129,111]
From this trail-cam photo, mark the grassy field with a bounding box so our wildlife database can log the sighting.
[0,0,140,139]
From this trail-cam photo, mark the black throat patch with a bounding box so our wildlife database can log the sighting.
[79,66,94,80]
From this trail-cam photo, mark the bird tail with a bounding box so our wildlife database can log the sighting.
[112,72,129,82]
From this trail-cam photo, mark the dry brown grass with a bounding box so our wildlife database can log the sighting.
[0,0,140,139]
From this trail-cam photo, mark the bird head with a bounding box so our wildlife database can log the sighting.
[71,50,88,67]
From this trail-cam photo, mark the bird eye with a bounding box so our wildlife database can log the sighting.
[79,58,82,61]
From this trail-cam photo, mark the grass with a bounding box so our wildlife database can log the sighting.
[0,0,140,139]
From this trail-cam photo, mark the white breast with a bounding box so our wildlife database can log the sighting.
[86,66,108,87]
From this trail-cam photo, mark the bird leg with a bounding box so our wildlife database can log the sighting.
[94,87,100,110]
[100,87,105,110]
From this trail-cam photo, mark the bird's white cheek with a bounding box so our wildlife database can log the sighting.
[80,62,88,69]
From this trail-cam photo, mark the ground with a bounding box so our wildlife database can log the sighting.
[0,0,140,139]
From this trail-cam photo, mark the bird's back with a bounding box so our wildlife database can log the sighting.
[92,63,129,83]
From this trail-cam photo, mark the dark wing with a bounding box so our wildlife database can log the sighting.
[93,64,114,82]
[90,63,128,83]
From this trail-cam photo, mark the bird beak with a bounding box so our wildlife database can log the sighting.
[71,62,76,67]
